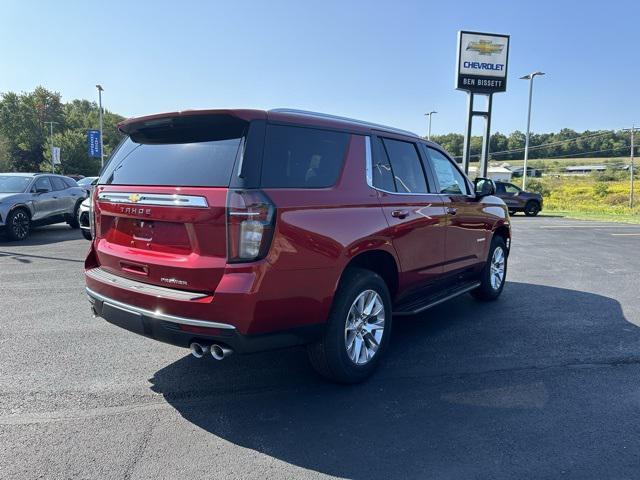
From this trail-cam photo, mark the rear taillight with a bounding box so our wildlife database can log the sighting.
[226,190,275,263]
[90,189,97,239]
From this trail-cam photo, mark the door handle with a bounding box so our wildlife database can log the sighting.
[391,210,409,219]
[447,207,457,215]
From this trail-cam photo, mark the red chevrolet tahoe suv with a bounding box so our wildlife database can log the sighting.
[85,108,510,383]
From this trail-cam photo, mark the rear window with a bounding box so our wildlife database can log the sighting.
[63,177,79,188]
[99,115,245,187]
[261,125,349,188]
[50,177,67,191]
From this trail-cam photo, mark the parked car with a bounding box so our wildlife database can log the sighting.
[0,173,87,241]
[78,197,92,240]
[85,109,511,383]
[76,176,99,195]
[494,181,543,216]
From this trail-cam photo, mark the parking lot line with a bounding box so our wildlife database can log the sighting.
[611,233,640,236]
[540,225,640,229]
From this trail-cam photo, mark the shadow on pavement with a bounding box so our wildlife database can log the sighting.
[149,282,640,479]
[0,223,83,246]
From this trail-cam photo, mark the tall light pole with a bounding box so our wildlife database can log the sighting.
[424,111,437,140]
[630,125,635,209]
[44,121,59,173]
[520,71,545,189]
[96,84,105,168]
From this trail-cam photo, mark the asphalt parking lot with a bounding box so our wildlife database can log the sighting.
[1,216,639,479]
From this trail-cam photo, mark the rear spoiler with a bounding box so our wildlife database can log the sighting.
[118,109,267,144]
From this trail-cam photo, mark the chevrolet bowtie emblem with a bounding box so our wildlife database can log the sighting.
[466,40,504,55]
[128,194,141,203]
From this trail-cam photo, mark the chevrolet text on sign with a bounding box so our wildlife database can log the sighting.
[456,31,510,94]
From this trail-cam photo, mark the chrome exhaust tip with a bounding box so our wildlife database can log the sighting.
[190,342,210,359]
[211,344,233,361]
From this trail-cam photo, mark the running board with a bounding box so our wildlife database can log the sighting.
[393,281,481,316]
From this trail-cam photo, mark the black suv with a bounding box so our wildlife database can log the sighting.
[495,181,543,216]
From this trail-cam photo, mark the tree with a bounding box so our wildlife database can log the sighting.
[0,86,63,172]
[52,130,101,176]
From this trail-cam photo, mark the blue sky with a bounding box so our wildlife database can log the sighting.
[1,0,639,136]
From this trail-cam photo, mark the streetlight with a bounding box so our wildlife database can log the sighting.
[424,111,437,141]
[520,71,545,189]
[96,84,105,168]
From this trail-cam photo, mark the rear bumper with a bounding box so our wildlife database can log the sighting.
[86,287,322,353]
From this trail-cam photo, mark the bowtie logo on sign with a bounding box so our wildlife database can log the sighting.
[466,39,504,55]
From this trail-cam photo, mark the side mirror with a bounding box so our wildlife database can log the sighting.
[474,177,495,198]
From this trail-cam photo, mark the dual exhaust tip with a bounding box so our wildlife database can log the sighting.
[190,342,233,361]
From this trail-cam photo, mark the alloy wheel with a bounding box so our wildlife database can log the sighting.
[344,289,385,365]
[490,246,505,290]
[11,211,29,239]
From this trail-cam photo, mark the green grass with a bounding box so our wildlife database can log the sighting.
[539,209,640,224]
[494,157,631,169]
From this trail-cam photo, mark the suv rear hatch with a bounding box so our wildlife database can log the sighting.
[93,112,264,294]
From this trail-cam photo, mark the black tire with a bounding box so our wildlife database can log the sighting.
[68,201,82,229]
[524,201,540,217]
[6,208,31,241]
[81,229,92,241]
[307,267,392,383]
[471,236,508,301]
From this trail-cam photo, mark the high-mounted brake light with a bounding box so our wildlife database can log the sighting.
[226,190,275,262]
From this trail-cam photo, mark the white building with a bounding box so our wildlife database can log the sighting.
[467,165,513,182]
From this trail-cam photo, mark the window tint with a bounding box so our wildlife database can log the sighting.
[495,183,506,194]
[370,137,395,192]
[505,183,521,194]
[427,148,468,195]
[33,177,52,193]
[64,177,79,188]
[261,125,349,188]
[50,176,67,191]
[100,136,242,187]
[382,138,427,194]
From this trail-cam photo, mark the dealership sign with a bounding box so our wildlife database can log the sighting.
[456,31,510,94]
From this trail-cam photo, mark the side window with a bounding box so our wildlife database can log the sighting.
[32,177,52,193]
[505,183,521,194]
[381,138,428,194]
[261,125,349,188]
[63,177,78,188]
[50,177,67,191]
[370,137,396,192]
[495,183,506,194]
[427,148,469,195]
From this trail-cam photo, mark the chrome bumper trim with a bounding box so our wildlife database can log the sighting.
[86,267,208,301]
[97,192,209,208]
[86,287,236,330]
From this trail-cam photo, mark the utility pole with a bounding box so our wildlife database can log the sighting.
[631,125,635,209]
[424,111,437,140]
[623,126,636,209]
[520,71,545,190]
[44,121,58,173]
[96,84,105,168]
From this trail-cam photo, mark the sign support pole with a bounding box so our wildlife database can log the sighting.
[480,93,493,178]
[461,93,493,177]
[462,92,474,174]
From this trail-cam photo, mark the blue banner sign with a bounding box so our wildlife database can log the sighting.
[87,129,102,158]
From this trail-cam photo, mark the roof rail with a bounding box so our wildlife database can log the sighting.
[269,108,419,138]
